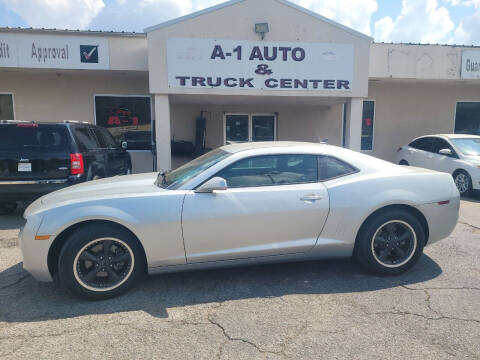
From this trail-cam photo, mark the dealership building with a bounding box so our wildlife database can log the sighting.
[1,0,480,173]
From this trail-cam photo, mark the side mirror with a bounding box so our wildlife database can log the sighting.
[195,177,228,193]
[121,141,128,150]
[439,148,452,156]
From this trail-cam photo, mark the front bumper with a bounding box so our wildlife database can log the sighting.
[19,214,54,282]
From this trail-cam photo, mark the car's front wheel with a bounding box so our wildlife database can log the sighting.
[453,170,472,197]
[58,223,146,300]
[354,209,425,275]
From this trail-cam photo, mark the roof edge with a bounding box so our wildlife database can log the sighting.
[275,0,372,42]
[144,0,373,42]
[144,0,245,33]
[0,27,145,37]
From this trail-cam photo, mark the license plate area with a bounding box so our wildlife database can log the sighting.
[18,162,32,172]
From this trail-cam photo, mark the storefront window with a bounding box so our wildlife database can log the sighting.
[94,95,152,150]
[455,102,480,136]
[0,94,14,120]
[361,101,375,151]
[225,113,276,143]
[225,114,249,142]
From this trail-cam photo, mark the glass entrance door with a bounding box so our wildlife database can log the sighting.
[225,113,276,144]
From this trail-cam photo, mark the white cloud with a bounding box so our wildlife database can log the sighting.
[374,0,455,43]
[453,0,480,44]
[89,0,225,32]
[294,0,378,35]
[0,0,105,29]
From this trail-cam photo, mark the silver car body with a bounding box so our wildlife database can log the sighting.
[396,134,480,191]
[20,142,460,282]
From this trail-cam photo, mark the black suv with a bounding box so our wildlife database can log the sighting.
[0,121,132,214]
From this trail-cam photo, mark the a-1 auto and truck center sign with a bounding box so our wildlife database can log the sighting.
[167,38,354,91]
[0,33,109,70]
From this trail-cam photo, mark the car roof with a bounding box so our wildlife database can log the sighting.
[220,141,328,153]
[412,134,480,141]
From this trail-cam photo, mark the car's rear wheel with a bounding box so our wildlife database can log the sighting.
[58,224,145,300]
[0,202,17,215]
[354,209,425,275]
[453,170,472,197]
[399,160,409,166]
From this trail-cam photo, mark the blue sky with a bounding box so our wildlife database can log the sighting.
[0,0,479,45]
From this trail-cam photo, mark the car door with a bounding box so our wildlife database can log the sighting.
[181,154,330,263]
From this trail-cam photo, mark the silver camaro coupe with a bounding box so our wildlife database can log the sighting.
[19,142,460,299]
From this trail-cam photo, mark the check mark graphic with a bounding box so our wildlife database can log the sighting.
[83,46,97,60]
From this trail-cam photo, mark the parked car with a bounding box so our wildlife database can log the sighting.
[20,142,459,300]
[0,120,132,214]
[396,134,480,196]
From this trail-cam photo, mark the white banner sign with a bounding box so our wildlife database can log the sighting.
[167,38,354,91]
[0,33,110,70]
[461,50,480,80]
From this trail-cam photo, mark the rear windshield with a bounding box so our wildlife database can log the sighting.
[0,124,70,152]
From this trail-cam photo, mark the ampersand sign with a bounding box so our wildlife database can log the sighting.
[255,64,273,75]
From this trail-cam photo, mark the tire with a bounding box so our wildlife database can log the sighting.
[399,160,409,166]
[453,170,472,197]
[58,223,146,300]
[354,209,425,275]
[0,202,17,215]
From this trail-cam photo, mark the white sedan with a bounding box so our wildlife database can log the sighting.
[396,134,480,196]
[20,142,460,300]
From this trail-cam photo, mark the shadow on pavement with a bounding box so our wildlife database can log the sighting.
[0,255,442,323]
[0,202,27,230]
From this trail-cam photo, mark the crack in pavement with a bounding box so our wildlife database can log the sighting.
[371,310,480,324]
[459,221,480,231]
[401,285,480,291]
[207,314,286,358]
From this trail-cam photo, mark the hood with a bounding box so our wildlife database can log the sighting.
[40,172,161,206]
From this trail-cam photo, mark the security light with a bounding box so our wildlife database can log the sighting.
[255,23,269,39]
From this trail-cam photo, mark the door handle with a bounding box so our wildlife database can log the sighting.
[300,194,323,202]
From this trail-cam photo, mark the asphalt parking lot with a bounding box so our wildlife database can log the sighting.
[0,200,479,359]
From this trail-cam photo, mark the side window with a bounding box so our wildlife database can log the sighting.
[216,154,318,188]
[74,127,98,151]
[318,156,357,181]
[410,137,434,152]
[90,128,107,148]
[99,128,117,148]
[435,138,451,152]
[434,138,456,156]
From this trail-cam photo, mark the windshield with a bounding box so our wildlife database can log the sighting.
[158,149,231,189]
[451,138,480,156]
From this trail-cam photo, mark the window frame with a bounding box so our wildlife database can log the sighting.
[317,155,360,182]
[0,92,15,120]
[223,112,277,144]
[454,101,480,136]
[198,153,359,190]
[361,99,376,152]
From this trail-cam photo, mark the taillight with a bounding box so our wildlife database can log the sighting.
[70,153,84,175]
[397,147,403,152]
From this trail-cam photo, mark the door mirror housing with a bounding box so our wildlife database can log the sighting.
[195,177,228,193]
[121,141,128,150]
[439,148,452,156]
